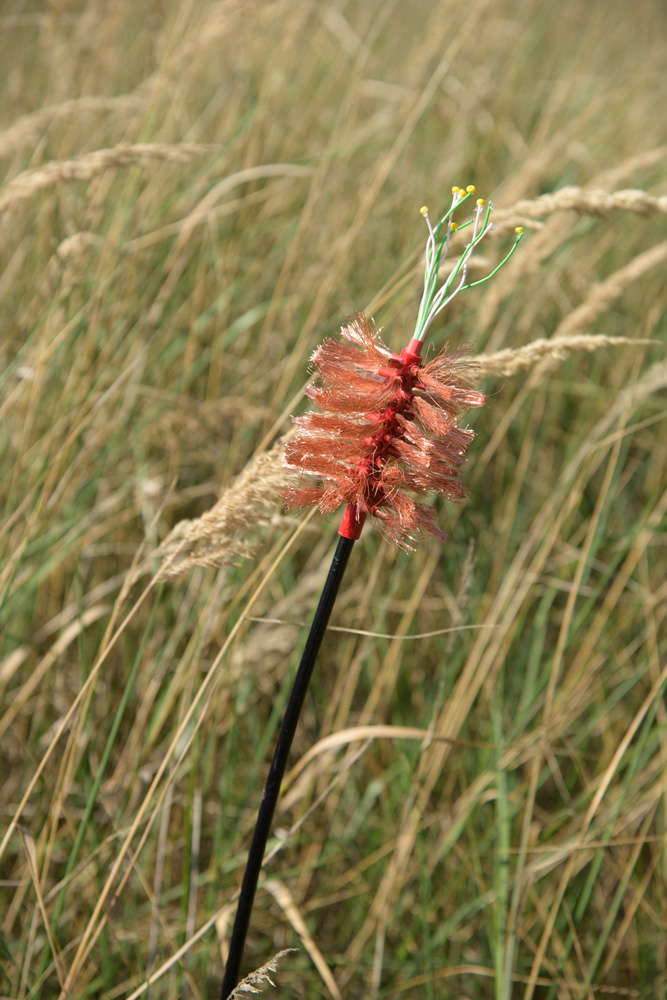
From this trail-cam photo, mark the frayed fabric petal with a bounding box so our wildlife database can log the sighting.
[284,314,484,547]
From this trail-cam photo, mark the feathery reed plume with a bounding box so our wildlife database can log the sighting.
[0,96,145,159]
[508,185,667,221]
[475,334,657,378]
[157,435,293,578]
[0,142,218,215]
[552,239,667,341]
[228,950,298,998]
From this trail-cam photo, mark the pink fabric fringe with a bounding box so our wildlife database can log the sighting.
[284,314,485,547]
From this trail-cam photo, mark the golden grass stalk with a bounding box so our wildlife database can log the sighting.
[156,436,293,578]
[594,144,667,188]
[489,182,667,235]
[552,239,667,340]
[0,142,218,214]
[0,95,146,159]
[228,949,298,998]
[475,334,656,377]
[510,185,667,220]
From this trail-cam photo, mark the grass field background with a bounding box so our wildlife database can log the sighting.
[1,1,666,997]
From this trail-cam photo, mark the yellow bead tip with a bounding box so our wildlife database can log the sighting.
[450,222,459,231]
[515,226,524,234]
[466,184,476,193]
[420,205,429,216]
[476,198,486,207]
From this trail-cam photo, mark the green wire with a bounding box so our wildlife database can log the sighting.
[412,193,524,341]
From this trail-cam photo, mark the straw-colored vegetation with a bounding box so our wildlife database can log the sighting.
[1,1,665,998]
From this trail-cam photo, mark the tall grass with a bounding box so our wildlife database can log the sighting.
[1,1,666,997]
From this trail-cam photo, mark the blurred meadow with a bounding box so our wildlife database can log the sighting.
[1,0,666,997]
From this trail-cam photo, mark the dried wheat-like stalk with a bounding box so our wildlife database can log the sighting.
[39,231,108,297]
[493,186,667,233]
[552,239,667,341]
[599,356,667,434]
[516,186,667,218]
[475,334,656,378]
[161,0,249,78]
[169,163,315,260]
[0,142,218,214]
[594,145,667,190]
[156,436,293,578]
[0,95,146,159]
[228,949,298,997]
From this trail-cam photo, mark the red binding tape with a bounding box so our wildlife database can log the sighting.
[339,505,367,540]
[402,337,424,362]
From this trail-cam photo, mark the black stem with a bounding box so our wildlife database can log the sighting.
[219,533,355,999]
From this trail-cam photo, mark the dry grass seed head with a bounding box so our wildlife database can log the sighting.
[0,142,218,215]
[156,435,294,578]
[228,949,298,997]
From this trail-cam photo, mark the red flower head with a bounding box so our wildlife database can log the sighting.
[284,314,485,548]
